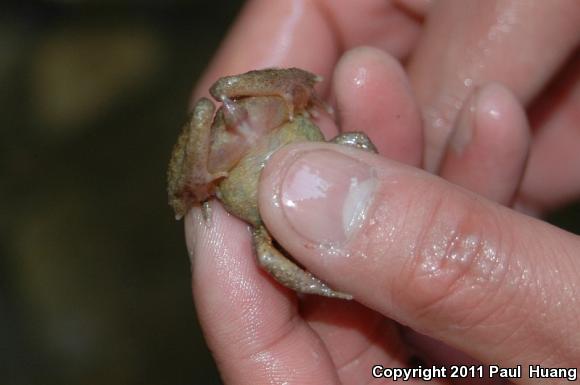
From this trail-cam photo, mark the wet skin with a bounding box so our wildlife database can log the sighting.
[168,68,377,299]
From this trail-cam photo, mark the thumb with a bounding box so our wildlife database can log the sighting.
[259,142,580,371]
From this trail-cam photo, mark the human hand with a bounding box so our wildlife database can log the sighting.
[186,52,429,384]
[186,1,426,381]
[185,54,549,384]
[184,0,579,383]
[195,0,580,213]
[405,0,580,213]
[252,137,579,384]
[186,73,578,383]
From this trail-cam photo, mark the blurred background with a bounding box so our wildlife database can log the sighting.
[1,1,244,384]
[1,1,578,385]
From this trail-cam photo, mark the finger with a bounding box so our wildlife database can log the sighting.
[300,297,450,385]
[393,0,434,18]
[187,203,436,385]
[415,83,530,373]
[194,0,422,100]
[316,0,422,59]
[518,52,580,213]
[186,202,341,385]
[439,83,530,205]
[407,0,580,170]
[333,47,423,165]
[304,46,423,377]
[260,142,580,374]
[309,46,427,381]
[300,297,428,385]
[194,0,338,99]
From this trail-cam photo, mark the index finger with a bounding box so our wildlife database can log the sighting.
[193,0,422,100]
[186,203,343,385]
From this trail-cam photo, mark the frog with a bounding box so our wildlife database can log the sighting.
[167,68,377,299]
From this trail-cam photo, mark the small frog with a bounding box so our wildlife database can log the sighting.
[168,68,376,299]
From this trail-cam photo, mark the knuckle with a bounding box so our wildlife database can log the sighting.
[393,189,513,329]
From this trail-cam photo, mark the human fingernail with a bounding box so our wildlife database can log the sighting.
[279,149,378,245]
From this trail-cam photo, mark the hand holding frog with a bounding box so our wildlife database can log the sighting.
[196,0,580,212]
[180,1,580,383]
[169,68,377,299]
[182,63,580,385]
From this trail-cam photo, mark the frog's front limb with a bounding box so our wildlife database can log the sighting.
[168,97,220,220]
[252,226,353,300]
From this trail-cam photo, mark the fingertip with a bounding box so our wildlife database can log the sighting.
[476,83,530,153]
[333,46,423,166]
[441,83,530,204]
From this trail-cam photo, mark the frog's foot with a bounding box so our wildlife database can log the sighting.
[221,97,259,144]
[332,132,378,153]
[309,94,334,119]
[281,94,297,122]
[168,97,217,220]
[252,226,352,300]
[283,74,329,122]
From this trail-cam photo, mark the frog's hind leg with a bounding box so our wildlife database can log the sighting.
[332,132,378,153]
[252,226,352,300]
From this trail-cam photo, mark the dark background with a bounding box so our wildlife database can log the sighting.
[1,1,578,385]
[1,1,244,384]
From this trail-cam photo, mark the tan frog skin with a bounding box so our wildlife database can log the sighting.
[168,68,377,299]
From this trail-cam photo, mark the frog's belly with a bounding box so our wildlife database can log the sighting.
[217,116,324,226]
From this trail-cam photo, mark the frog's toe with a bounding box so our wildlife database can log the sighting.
[332,132,378,153]
[280,93,296,121]
[201,200,212,225]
